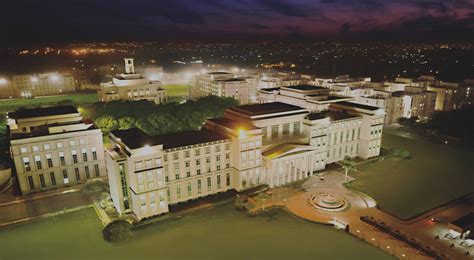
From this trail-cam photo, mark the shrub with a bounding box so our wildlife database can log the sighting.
[102,220,132,242]
[391,147,411,159]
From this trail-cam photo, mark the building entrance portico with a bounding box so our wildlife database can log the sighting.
[262,144,325,187]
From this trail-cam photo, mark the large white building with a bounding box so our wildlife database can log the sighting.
[190,72,258,104]
[106,101,384,220]
[98,58,167,104]
[8,106,107,195]
[0,73,76,99]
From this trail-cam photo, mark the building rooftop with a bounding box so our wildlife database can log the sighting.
[284,85,327,91]
[207,117,258,131]
[230,102,305,116]
[259,87,281,92]
[306,110,359,121]
[8,105,79,120]
[219,78,246,82]
[111,128,229,150]
[336,101,379,111]
[207,72,232,75]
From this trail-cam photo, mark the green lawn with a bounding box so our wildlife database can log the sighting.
[0,93,98,113]
[348,131,474,220]
[0,206,391,259]
[161,84,189,96]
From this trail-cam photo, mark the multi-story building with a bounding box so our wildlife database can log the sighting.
[427,81,473,111]
[0,73,76,99]
[190,72,258,104]
[258,85,354,112]
[8,105,107,195]
[98,58,167,104]
[106,101,384,220]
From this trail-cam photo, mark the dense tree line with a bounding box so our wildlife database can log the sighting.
[87,96,239,136]
[398,106,474,149]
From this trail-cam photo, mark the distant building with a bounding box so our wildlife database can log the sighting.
[106,101,384,220]
[0,73,76,99]
[8,105,106,195]
[427,81,472,111]
[190,72,258,104]
[98,58,167,104]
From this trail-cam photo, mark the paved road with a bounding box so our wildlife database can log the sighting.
[0,190,91,225]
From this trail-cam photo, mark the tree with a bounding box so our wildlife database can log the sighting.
[118,117,136,130]
[95,115,118,135]
[102,220,132,242]
[391,147,411,159]
[338,156,356,183]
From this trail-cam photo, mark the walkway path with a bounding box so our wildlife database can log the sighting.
[249,171,474,260]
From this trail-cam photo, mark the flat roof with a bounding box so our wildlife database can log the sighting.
[8,105,78,119]
[284,85,327,91]
[207,117,258,130]
[451,212,474,230]
[207,72,232,75]
[219,78,246,82]
[229,102,305,116]
[259,87,281,92]
[336,101,379,111]
[112,128,229,150]
[306,110,359,121]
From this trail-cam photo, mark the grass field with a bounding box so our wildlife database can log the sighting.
[161,84,189,96]
[348,131,474,220]
[0,206,391,259]
[0,93,98,113]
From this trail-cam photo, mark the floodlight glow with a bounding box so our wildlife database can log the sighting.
[0,78,7,85]
[50,74,60,82]
[31,76,39,83]
[239,129,247,139]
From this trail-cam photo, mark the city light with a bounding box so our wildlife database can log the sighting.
[0,78,7,85]
[49,74,60,82]
[238,129,247,139]
[31,76,39,83]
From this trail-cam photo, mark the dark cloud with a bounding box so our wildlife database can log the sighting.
[258,0,313,17]
[249,24,271,30]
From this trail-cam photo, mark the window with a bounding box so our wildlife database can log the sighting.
[176,185,181,198]
[352,129,355,141]
[27,176,35,190]
[196,159,200,166]
[293,122,300,134]
[205,147,211,154]
[140,195,147,211]
[173,152,179,160]
[59,152,65,166]
[187,182,192,196]
[261,126,267,139]
[84,166,90,179]
[195,148,201,156]
[225,144,230,150]
[74,168,80,181]
[197,169,201,175]
[94,164,100,177]
[135,161,143,170]
[174,163,180,180]
[184,150,190,158]
[241,142,247,150]
[185,161,190,168]
[81,148,88,162]
[63,170,69,184]
[43,144,50,150]
[216,155,220,162]
[271,125,279,137]
[225,153,230,160]
[217,175,221,189]
[20,147,27,153]
[69,140,76,146]
[197,179,202,194]
[150,193,156,210]
[39,174,46,188]
[147,171,154,189]
[145,160,152,168]
[34,155,42,170]
[23,157,31,172]
[71,150,78,164]
[215,145,220,153]
[32,146,39,152]
[207,177,211,191]
[226,172,231,186]
[46,154,53,168]
[91,147,97,160]
[138,173,144,191]
[50,172,56,186]
[282,123,290,135]
[57,142,63,148]
[155,158,162,166]
[80,139,85,145]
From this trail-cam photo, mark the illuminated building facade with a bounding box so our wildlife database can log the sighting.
[0,73,76,99]
[8,106,106,195]
[190,72,258,104]
[98,58,167,104]
[106,102,384,220]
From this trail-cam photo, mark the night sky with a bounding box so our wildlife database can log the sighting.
[5,0,474,45]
